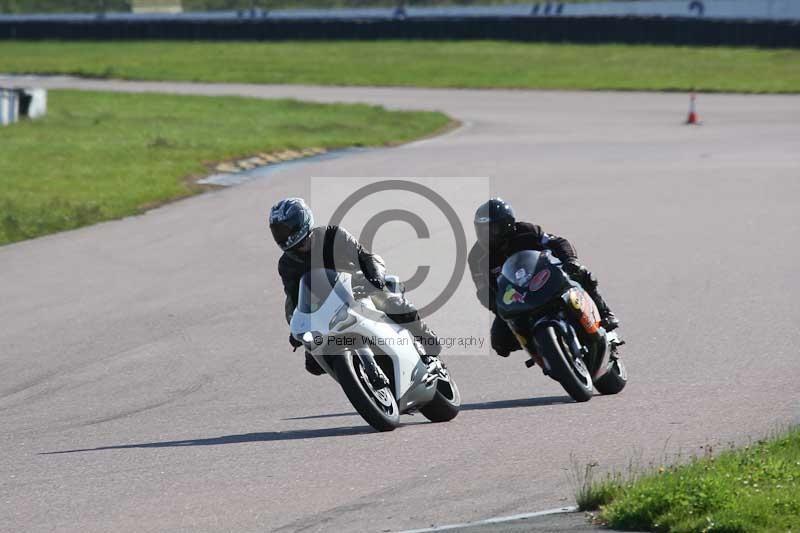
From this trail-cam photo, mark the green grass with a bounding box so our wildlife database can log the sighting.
[577,429,800,532]
[1,41,799,93]
[0,90,450,245]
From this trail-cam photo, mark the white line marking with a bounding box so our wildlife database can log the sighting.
[396,506,578,533]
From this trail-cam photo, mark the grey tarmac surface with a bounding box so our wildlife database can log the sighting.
[1,76,799,532]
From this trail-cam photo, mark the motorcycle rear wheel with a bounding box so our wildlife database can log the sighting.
[594,355,627,395]
[534,326,593,403]
[333,352,400,432]
[419,370,461,423]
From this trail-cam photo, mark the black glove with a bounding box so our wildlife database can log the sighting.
[352,284,368,299]
[289,334,303,351]
[563,259,585,277]
[351,271,383,299]
[366,275,385,291]
[563,260,598,289]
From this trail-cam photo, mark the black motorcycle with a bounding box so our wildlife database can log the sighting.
[495,250,627,402]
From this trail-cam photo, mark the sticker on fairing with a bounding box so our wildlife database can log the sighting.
[503,285,526,305]
[528,269,551,291]
[568,288,601,334]
[569,289,582,310]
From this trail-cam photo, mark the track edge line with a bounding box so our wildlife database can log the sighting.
[395,505,579,533]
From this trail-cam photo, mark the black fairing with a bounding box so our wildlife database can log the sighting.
[495,250,570,319]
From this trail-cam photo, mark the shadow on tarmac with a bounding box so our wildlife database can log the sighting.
[39,425,379,454]
[283,395,572,421]
[461,395,573,411]
[41,396,572,455]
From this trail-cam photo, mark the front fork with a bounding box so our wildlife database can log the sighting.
[519,316,612,382]
[329,348,391,392]
[513,319,572,375]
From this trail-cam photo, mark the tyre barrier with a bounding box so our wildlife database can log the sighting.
[0,16,798,47]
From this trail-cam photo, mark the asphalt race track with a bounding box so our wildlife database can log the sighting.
[1,77,799,532]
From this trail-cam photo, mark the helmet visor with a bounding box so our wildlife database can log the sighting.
[271,222,308,251]
[270,222,292,249]
[475,221,493,248]
[477,218,511,246]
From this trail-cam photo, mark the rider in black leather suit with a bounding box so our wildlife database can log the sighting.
[270,198,442,375]
[468,198,619,357]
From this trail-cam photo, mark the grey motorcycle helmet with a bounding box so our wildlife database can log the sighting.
[474,198,515,249]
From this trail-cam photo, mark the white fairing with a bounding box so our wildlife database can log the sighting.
[289,270,435,410]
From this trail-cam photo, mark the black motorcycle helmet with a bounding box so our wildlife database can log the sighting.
[474,198,515,249]
[269,197,314,251]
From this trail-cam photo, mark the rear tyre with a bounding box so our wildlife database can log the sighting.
[594,355,627,395]
[534,326,593,403]
[419,371,461,423]
[332,352,400,432]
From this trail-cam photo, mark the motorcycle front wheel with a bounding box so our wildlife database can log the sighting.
[332,351,400,432]
[534,326,593,403]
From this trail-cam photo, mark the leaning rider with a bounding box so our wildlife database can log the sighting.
[468,198,619,358]
[269,198,442,376]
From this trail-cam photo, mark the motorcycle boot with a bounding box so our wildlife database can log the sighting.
[588,287,620,331]
[408,320,443,361]
[565,261,620,332]
[373,291,443,360]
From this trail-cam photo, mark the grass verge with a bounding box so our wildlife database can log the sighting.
[575,428,800,532]
[0,90,450,245]
[1,41,800,93]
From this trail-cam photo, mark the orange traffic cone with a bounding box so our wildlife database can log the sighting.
[686,93,701,125]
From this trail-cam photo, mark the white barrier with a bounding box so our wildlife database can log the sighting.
[0,88,47,126]
[558,0,800,21]
[0,88,18,126]
[21,88,47,119]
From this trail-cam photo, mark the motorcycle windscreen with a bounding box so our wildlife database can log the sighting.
[499,250,543,287]
[296,269,355,314]
[496,250,568,318]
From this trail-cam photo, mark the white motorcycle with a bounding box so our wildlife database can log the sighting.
[290,269,460,432]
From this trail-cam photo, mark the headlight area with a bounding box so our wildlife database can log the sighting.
[295,331,325,348]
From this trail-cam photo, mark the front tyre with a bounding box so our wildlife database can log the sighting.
[332,352,400,432]
[594,355,627,395]
[534,326,593,403]
[419,370,461,423]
